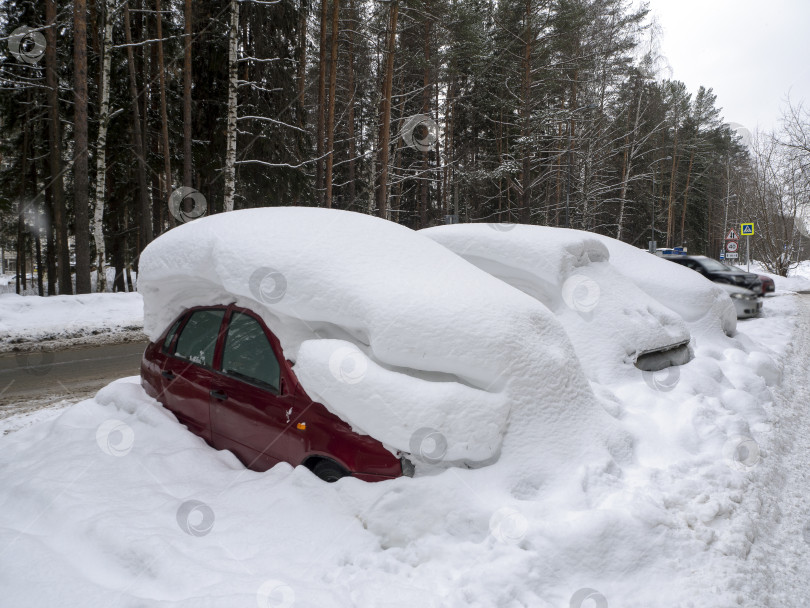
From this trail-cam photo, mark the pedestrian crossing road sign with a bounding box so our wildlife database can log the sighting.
[741,222,754,235]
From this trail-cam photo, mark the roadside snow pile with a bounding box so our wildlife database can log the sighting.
[420,224,692,382]
[0,292,144,351]
[748,260,810,292]
[138,207,615,468]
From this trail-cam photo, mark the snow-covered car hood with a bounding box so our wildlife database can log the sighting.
[420,224,692,382]
[138,208,617,469]
[588,236,737,338]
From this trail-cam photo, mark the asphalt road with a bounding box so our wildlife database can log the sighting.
[0,341,148,408]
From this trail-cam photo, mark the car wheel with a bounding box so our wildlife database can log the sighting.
[312,460,349,483]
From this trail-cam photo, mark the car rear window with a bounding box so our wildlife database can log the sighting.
[221,312,281,392]
[173,309,225,367]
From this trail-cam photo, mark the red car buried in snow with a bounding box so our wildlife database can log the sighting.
[141,303,414,482]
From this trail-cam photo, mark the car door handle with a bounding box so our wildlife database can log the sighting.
[161,370,176,380]
[210,390,228,401]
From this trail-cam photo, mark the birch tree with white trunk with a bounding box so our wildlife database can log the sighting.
[223,0,239,213]
[93,0,114,292]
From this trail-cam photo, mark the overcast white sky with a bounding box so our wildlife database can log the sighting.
[644,0,810,134]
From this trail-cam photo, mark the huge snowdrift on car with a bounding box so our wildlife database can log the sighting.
[420,224,693,382]
[586,233,737,337]
[137,207,617,470]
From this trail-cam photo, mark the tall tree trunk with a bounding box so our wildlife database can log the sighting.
[616,83,644,240]
[375,0,398,219]
[45,0,72,295]
[679,150,694,246]
[419,14,432,228]
[16,101,30,295]
[316,0,328,205]
[519,0,533,224]
[156,0,173,228]
[223,0,239,212]
[324,0,340,208]
[183,0,193,187]
[74,0,91,293]
[346,0,356,206]
[45,186,56,295]
[297,0,309,127]
[124,1,153,256]
[93,0,114,292]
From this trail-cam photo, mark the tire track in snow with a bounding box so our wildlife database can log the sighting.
[743,294,810,606]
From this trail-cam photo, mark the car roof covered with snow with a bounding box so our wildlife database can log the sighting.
[420,223,693,381]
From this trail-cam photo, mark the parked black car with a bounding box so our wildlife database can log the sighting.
[664,255,762,292]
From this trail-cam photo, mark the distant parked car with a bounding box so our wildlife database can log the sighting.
[664,255,762,293]
[141,303,414,482]
[727,265,775,295]
[717,283,762,318]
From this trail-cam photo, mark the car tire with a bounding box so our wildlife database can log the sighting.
[312,460,349,483]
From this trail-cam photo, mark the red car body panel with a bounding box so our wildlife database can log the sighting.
[758,275,775,294]
[141,304,404,480]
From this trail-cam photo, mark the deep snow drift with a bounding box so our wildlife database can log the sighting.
[137,207,621,471]
[0,214,798,607]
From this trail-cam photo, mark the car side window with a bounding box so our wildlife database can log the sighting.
[162,317,184,353]
[221,312,281,392]
[173,309,225,367]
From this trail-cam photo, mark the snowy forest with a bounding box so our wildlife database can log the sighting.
[0,0,808,295]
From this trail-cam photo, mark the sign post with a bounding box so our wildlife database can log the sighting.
[740,223,755,271]
[724,228,740,262]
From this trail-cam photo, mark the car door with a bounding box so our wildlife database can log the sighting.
[209,309,306,472]
[161,308,226,442]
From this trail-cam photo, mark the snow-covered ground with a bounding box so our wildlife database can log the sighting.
[0,292,144,352]
[746,260,810,293]
[0,212,808,607]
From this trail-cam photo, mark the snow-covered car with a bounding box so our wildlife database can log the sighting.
[586,234,738,338]
[138,207,601,480]
[420,224,693,379]
[717,283,762,318]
